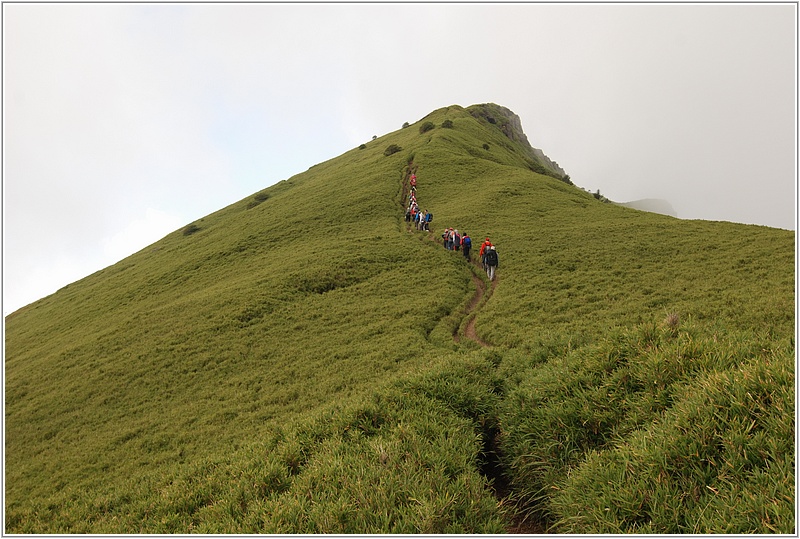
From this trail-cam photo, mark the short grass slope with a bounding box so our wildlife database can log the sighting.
[5,104,794,533]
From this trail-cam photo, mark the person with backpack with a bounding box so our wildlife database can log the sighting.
[479,238,493,260]
[453,229,461,251]
[480,238,494,272]
[406,200,416,222]
[483,245,499,281]
[461,233,472,261]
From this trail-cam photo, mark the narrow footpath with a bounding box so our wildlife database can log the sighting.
[454,273,496,347]
[398,161,543,533]
[398,160,498,348]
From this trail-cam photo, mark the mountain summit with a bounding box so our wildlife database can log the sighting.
[466,103,566,177]
[5,103,794,534]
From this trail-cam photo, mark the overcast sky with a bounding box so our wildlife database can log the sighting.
[3,3,797,315]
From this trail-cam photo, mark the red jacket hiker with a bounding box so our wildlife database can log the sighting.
[479,238,493,258]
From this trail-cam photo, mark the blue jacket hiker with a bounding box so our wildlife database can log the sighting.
[461,234,472,261]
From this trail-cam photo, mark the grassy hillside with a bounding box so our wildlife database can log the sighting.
[5,104,794,533]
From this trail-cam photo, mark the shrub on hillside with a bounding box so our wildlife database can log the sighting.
[419,121,435,134]
[402,122,410,129]
[384,144,402,156]
[442,119,454,129]
[359,144,367,150]
[593,190,610,203]
[182,224,200,236]
[247,192,270,209]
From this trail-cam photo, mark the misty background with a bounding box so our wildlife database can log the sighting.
[3,3,796,315]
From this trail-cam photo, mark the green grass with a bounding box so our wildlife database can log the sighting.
[5,353,509,533]
[5,104,794,533]
[496,318,794,532]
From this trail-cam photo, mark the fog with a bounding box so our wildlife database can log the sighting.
[3,3,796,314]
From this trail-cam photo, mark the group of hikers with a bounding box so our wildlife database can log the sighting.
[403,169,499,281]
[404,174,433,231]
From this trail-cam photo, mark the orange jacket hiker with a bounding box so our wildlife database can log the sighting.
[479,238,493,258]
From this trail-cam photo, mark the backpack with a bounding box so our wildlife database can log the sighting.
[484,248,498,266]
[427,213,433,222]
[463,236,471,247]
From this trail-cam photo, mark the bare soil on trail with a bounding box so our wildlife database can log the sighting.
[455,273,495,347]
[462,275,485,344]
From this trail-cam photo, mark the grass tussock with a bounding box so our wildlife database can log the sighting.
[497,319,794,533]
[7,355,510,534]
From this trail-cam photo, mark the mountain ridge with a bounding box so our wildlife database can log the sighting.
[618,197,678,217]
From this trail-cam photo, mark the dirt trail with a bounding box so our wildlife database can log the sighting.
[454,273,497,347]
[398,164,543,533]
[459,275,544,533]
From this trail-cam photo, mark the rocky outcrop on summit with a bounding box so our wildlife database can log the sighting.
[467,103,567,179]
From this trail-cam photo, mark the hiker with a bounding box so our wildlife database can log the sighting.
[424,211,432,231]
[453,229,461,251]
[410,173,417,188]
[479,237,493,271]
[479,238,493,259]
[483,245,499,281]
[461,233,471,261]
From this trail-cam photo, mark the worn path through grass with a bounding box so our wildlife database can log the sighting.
[398,160,543,533]
[453,272,495,347]
[399,160,498,349]
[459,274,497,347]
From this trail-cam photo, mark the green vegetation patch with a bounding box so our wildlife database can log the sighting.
[6,354,510,534]
[497,319,795,533]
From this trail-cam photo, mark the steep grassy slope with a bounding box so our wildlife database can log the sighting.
[5,114,474,508]
[5,104,794,533]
